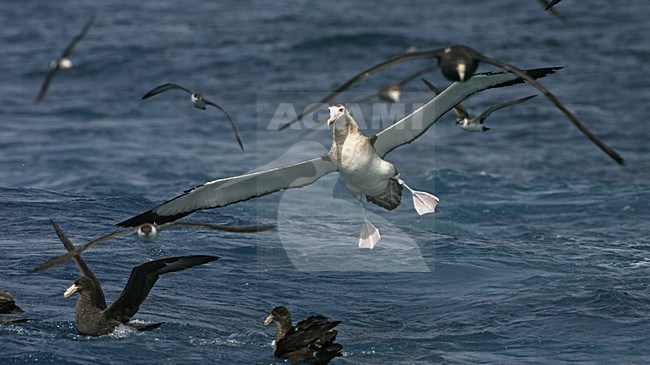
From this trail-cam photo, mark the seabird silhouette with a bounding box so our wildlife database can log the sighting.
[544,0,563,10]
[29,221,272,273]
[278,44,623,165]
[35,16,95,104]
[422,78,536,132]
[142,82,244,150]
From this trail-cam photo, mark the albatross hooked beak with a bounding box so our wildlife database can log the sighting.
[63,283,80,298]
[327,105,345,128]
[327,113,339,128]
[263,314,274,326]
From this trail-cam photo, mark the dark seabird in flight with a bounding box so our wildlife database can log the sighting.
[278,44,624,165]
[538,0,565,20]
[422,78,537,132]
[544,0,563,10]
[142,82,244,150]
[29,221,272,273]
[49,220,218,336]
[264,306,342,365]
[116,68,557,248]
[35,16,95,104]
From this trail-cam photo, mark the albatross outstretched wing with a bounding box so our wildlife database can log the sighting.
[117,155,337,227]
[374,67,560,157]
[421,78,471,120]
[104,255,218,324]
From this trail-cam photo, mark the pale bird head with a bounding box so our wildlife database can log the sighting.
[327,104,348,128]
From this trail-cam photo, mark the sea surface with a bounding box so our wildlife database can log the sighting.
[1,0,649,364]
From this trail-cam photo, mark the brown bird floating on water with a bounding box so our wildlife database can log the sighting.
[49,218,218,336]
[279,44,624,166]
[35,16,95,104]
[0,290,24,315]
[264,306,343,365]
[29,220,272,273]
[0,290,31,324]
[142,82,245,150]
[422,78,537,132]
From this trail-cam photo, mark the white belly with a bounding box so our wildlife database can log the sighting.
[336,135,395,197]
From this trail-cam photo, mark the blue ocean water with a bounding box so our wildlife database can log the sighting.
[1,0,649,363]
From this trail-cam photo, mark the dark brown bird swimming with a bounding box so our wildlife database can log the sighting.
[35,16,95,104]
[29,220,272,274]
[264,306,343,365]
[0,290,23,315]
[0,290,31,323]
[50,217,218,336]
[278,44,624,166]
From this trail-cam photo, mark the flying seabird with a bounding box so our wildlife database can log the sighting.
[357,66,438,104]
[29,221,272,273]
[538,0,565,20]
[47,220,218,336]
[142,82,244,150]
[422,78,537,132]
[299,67,437,140]
[278,44,624,165]
[35,16,95,104]
[544,0,563,10]
[264,306,342,365]
[117,68,558,249]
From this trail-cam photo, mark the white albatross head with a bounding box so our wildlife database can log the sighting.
[327,104,350,128]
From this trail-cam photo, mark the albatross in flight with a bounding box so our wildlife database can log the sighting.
[421,78,537,132]
[117,67,558,249]
[142,82,245,150]
[278,44,624,165]
[35,16,95,104]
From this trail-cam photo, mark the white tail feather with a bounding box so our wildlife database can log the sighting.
[412,191,439,215]
[359,221,381,249]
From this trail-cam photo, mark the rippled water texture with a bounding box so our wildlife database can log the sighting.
[1,0,649,363]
